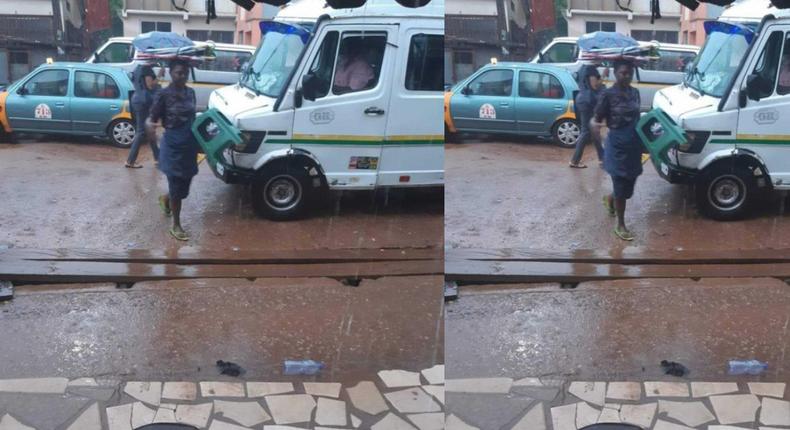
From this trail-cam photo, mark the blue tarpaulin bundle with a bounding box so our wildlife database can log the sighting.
[577,32,639,51]
[132,32,213,65]
[577,32,658,65]
[132,31,194,52]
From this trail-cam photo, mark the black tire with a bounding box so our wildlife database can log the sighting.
[0,129,14,143]
[696,163,756,221]
[444,125,458,143]
[107,118,135,149]
[251,162,314,221]
[552,119,580,148]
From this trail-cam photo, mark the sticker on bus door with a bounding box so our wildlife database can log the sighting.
[349,156,379,170]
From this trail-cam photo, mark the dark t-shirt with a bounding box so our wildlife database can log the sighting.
[594,85,640,130]
[149,84,196,129]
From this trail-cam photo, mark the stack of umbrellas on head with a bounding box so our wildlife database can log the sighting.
[577,31,660,66]
[132,31,216,66]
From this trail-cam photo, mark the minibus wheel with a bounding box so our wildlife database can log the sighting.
[251,161,311,221]
[696,164,755,221]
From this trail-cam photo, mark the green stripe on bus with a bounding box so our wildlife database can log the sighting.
[710,139,790,146]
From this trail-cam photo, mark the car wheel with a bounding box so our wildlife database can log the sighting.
[552,119,580,148]
[108,118,135,149]
[696,163,756,221]
[251,162,313,221]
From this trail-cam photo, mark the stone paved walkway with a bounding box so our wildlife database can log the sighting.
[445,377,789,430]
[0,365,444,429]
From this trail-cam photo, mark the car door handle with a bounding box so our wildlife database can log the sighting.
[364,107,385,116]
[110,105,118,110]
[55,102,65,107]
[499,102,510,107]
[553,106,563,110]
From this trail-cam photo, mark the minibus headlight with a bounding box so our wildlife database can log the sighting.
[233,131,266,154]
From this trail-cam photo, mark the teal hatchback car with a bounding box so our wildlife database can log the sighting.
[0,63,136,148]
[445,62,581,147]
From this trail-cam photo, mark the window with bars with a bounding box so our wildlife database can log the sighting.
[186,30,234,44]
[141,21,171,33]
[586,21,616,33]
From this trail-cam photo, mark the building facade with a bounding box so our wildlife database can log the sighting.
[235,3,279,46]
[565,0,682,43]
[122,0,237,43]
[679,2,724,46]
[445,0,542,85]
[0,0,95,85]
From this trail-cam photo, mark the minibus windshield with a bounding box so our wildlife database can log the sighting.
[239,21,311,98]
[685,21,753,98]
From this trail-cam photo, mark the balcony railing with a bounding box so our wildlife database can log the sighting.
[124,0,236,14]
[0,15,55,44]
[568,0,680,14]
[125,0,178,11]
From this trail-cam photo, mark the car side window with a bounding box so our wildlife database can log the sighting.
[307,31,340,100]
[518,71,564,99]
[643,50,697,72]
[201,50,252,72]
[405,34,443,91]
[542,43,577,63]
[25,70,69,97]
[96,43,134,63]
[332,33,387,95]
[74,71,120,99]
[467,70,513,97]
[752,31,784,98]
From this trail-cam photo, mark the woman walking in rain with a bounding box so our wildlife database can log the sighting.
[125,64,161,168]
[592,60,642,241]
[569,65,604,168]
[147,59,199,241]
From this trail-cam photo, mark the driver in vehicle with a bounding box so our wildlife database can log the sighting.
[778,45,790,94]
[333,40,375,94]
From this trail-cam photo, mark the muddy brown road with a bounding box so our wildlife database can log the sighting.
[0,140,442,251]
[445,139,790,251]
[446,277,790,382]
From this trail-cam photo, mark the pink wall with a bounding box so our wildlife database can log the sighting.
[235,4,264,46]
[680,3,723,46]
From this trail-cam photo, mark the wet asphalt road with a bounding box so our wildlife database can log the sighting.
[446,138,790,251]
[0,139,443,251]
[447,277,790,382]
[1,276,443,382]
[0,138,443,385]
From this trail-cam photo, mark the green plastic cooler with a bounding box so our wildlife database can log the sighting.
[635,107,688,173]
[191,108,244,169]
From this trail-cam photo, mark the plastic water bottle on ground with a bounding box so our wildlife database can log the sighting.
[728,359,768,375]
[283,360,325,375]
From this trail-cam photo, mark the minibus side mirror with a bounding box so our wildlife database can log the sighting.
[461,86,472,96]
[746,74,763,102]
[240,61,249,74]
[302,73,319,102]
[16,86,27,96]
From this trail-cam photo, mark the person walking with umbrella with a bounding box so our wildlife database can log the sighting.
[591,60,642,241]
[147,59,199,241]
